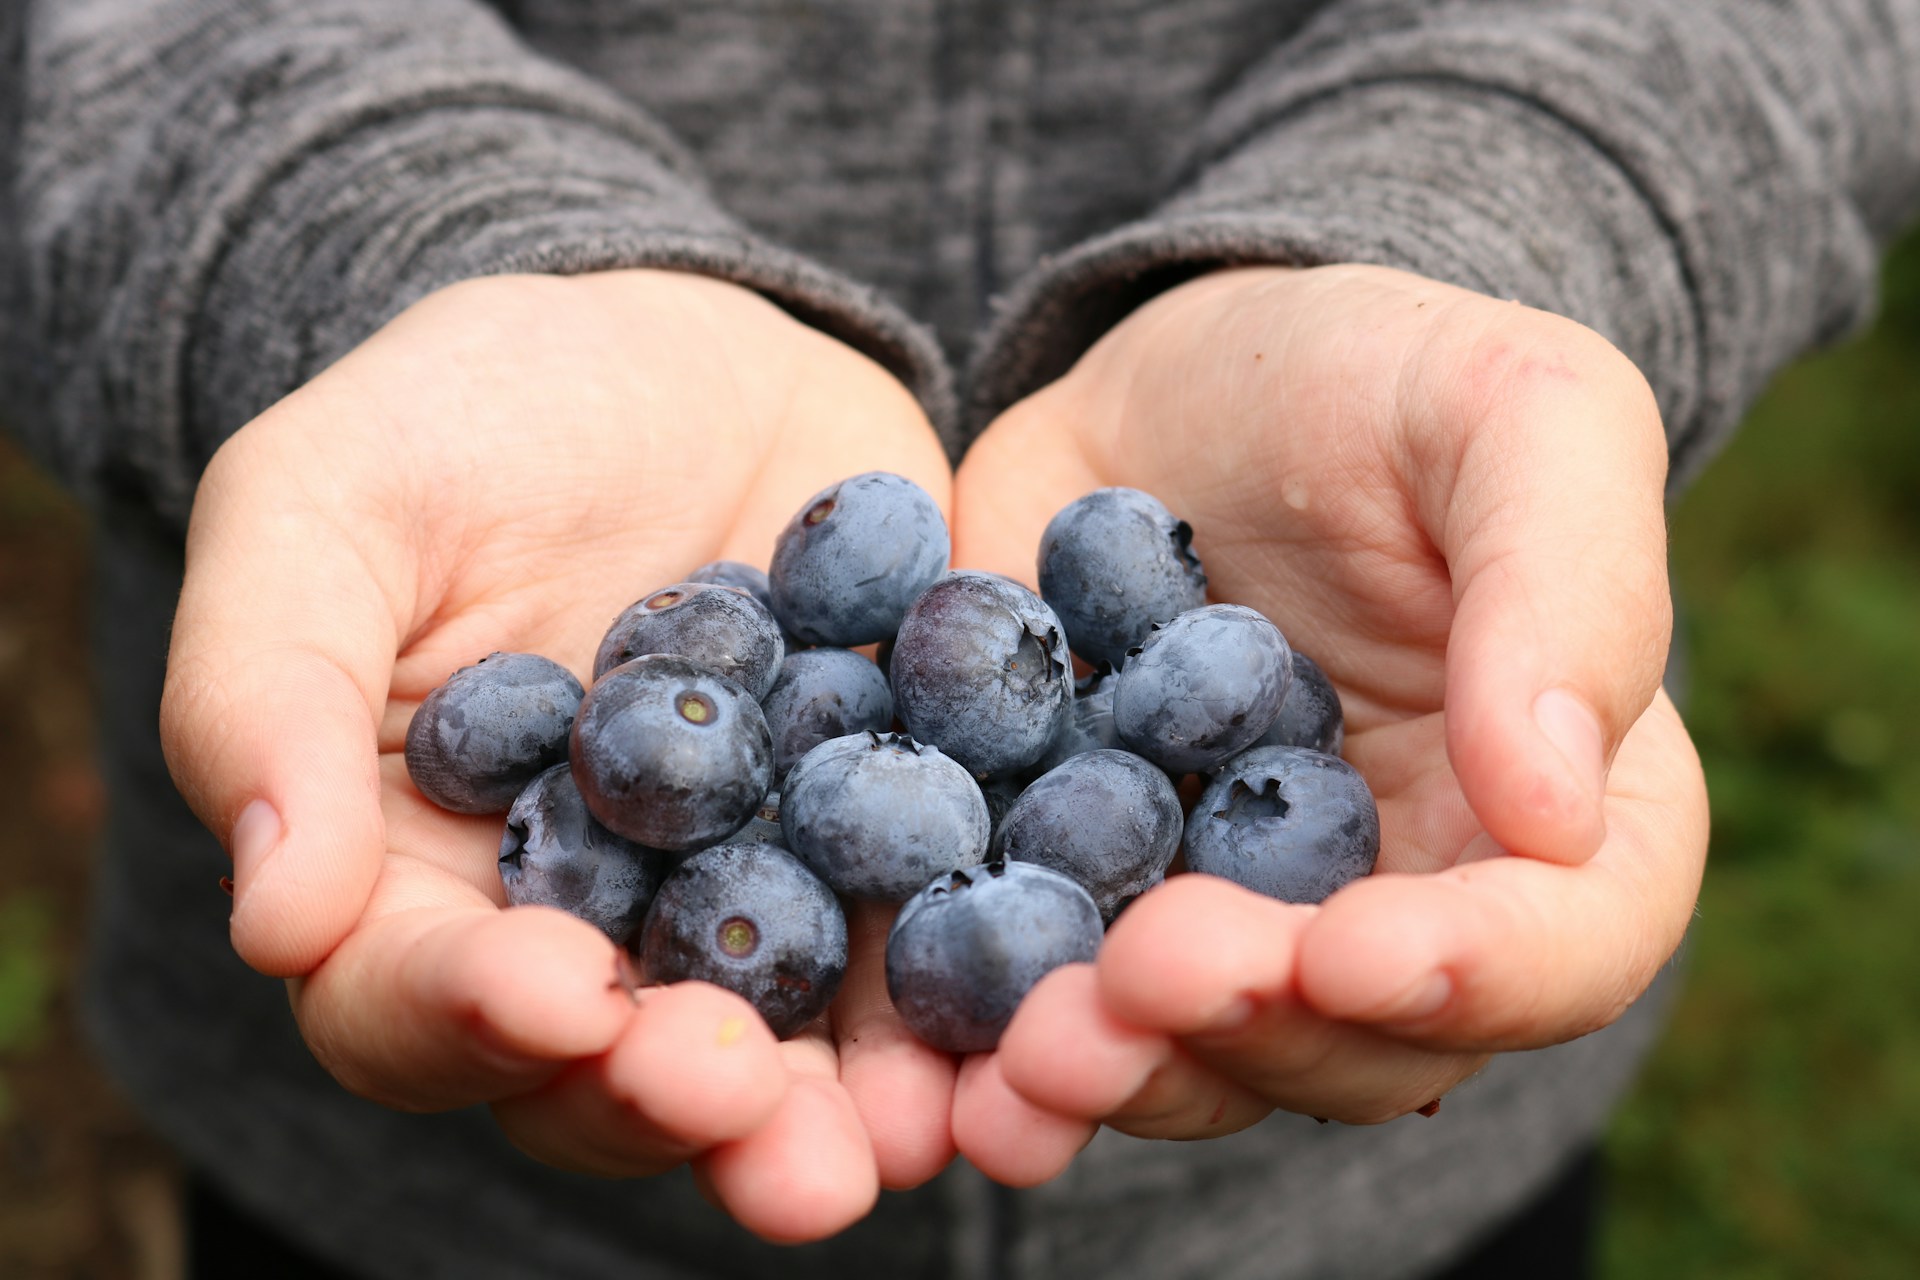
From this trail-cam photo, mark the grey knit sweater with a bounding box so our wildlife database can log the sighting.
[4,3,1918,1278]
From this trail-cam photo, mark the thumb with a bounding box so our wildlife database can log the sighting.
[161,431,402,977]
[951,390,1107,584]
[1424,329,1673,864]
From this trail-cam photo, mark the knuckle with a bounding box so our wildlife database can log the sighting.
[1430,304,1660,446]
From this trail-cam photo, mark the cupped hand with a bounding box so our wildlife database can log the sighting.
[948,264,1709,1174]
[159,270,960,1241]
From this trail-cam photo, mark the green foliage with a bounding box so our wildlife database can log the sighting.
[0,891,59,1123]
[0,892,57,1053]
[1603,230,1920,1275]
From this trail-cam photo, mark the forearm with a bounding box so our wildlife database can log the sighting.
[1,0,949,526]
[969,0,1920,489]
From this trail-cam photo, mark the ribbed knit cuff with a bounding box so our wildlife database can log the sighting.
[969,67,1874,493]
[67,6,951,526]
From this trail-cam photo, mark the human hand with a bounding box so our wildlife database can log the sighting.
[159,270,960,1240]
[947,264,1709,1175]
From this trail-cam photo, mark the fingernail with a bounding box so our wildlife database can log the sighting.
[229,799,281,903]
[1381,972,1452,1023]
[1533,688,1605,800]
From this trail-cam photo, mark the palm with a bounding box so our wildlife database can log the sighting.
[165,268,958,1239]
[949,264,1707,1155]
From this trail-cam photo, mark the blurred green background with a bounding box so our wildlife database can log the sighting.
[1604,227,1920,1276]
[0,234,1916,1276]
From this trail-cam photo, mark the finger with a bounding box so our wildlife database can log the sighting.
[996,964,1174,1118]
[1095,875,1315,1036]
[1174,1000,1485,1127]
[831,902,958,1189]
[1298,694,1707,1050]
[994,965,1270,1142]
[489,982,789,1176]
[950,1053,1096,1186]
[1414,317,1673,864]
[162,426,404,977]
[696,1075,879,1244]
[293,896,637,1111]
[951,389,1107,583]
[1061,881,1480,1127]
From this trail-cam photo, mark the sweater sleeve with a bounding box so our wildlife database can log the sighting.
[967,0,1920,490]
[0,0,953,527]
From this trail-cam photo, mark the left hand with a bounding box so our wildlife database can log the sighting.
[944,264,1709,1179]
[159,269,963,1239]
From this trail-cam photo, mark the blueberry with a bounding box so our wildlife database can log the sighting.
[1184,745,1380,904]
[686,560,775,615]
[688,560,805,652]
[994,750,1182,920]
[593,581,785,700]
[1254,651,1345,757]
[1033,664,1122,774]
[1112,605,1291,775]
[639,842,846,1039]
[498,765,669,944]
[885,861,1103,1054]
[760,648,894,781]
[769,472,950,647]
[1037,488,1208,668]
[780,731,989,902]
[404,652,584,814]
[570,655,772,852]
[889,572,1072,779]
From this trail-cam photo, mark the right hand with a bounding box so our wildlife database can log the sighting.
[160,269,958,1241]
[948,263,1705,1171]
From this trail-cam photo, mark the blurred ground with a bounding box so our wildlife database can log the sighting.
[0,443,181,1280]
[0,233,1916,1278]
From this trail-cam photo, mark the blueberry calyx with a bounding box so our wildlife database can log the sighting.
[1171,521,1204,576]
[499,829,527,872]
[1217,776,1289,822]
[717,916,759,957]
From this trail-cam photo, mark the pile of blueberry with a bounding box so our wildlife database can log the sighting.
[405,474,1378,1052]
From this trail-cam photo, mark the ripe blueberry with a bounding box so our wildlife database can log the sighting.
[1037,487,1208,668]
[594,581,785,700]
[405,652,583,814]
[1184,745,1379,904]
[571,654,772,852]
[886,861,1102,1053]
[499,764,668,944]
[1112,605,1291,775]
[780,731,989,902]
[889,572,1072,779]
[994,749,1182,920]
[768,472,950,646]
[639,842,846,1039]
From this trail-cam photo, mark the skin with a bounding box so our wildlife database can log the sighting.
[948,264,1709,1176]
[159,270,961,1243]
[161,260,1710,1235]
